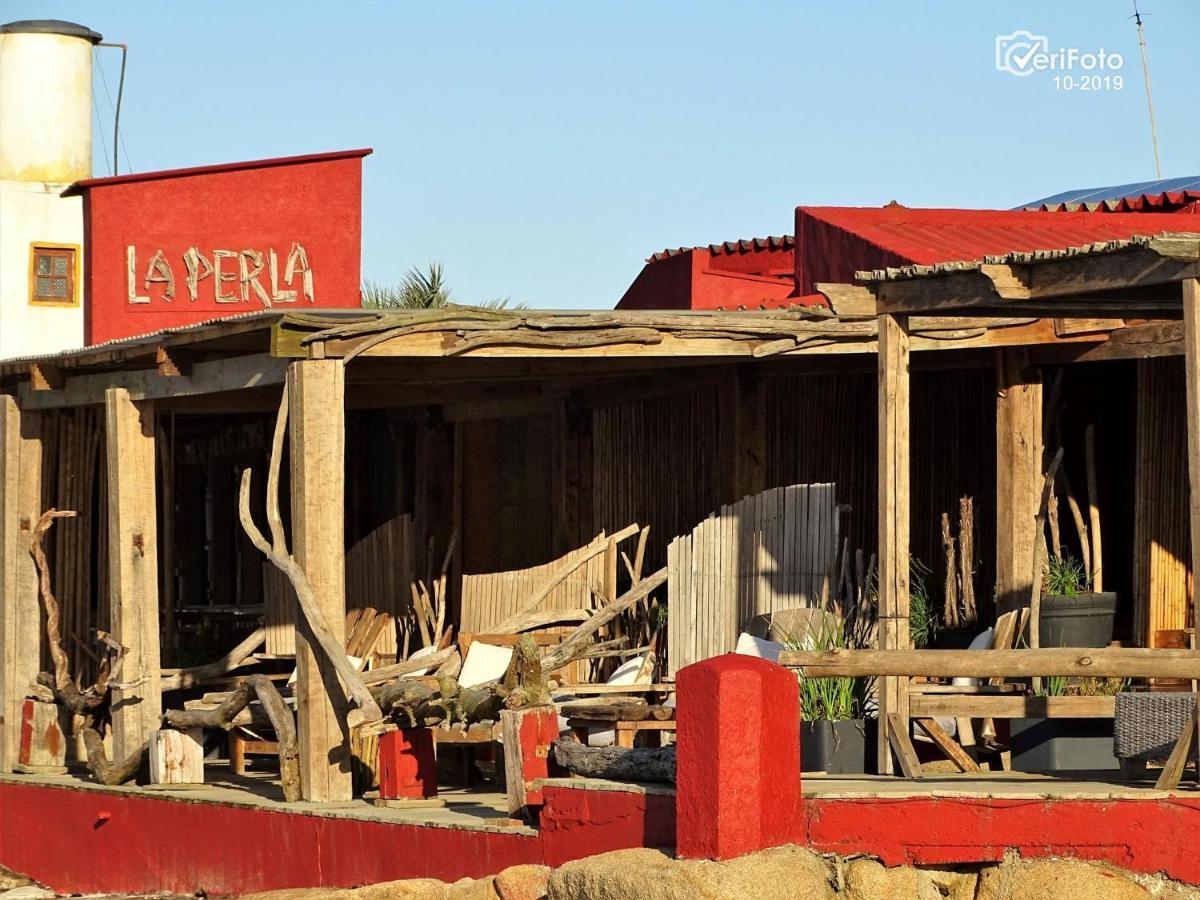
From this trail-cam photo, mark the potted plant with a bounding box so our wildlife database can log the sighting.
[1011,675,1125,772]
[1040,555,1117,648]
[785,611,875,774]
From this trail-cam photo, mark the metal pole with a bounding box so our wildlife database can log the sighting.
[1131,4,1162,178]
[97,43,128,176]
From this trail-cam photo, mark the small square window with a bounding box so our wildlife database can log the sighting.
[30,246,77,306]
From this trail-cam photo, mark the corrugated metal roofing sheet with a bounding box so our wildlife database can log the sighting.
[797,206,1197,268]
[1018,176,1200,211]
[649,235,793,262]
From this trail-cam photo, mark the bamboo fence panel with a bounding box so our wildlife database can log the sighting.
[667,483,838,675]
[1133,357,1193,648]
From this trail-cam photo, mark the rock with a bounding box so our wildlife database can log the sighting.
[842,858,974,900]
[0,869,32,892]
[494,865,551,900]
[445,876,501,899]
[547,844,834,900]
[241,879,450,900]
[0,888,55,900]
[976,858,1149,900]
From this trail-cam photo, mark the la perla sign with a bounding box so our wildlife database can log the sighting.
[126,243,314,306]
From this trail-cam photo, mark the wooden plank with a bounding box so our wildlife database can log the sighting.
[781,648,1200,679]
[995,350,1043,615]
[913,717,981,772]
[105,387,163,761]
[877,313,911,774]
[1154,706,1198,791]
[885,713,923,778]
[910,694,1116,719]
[1181,277,1200,683]
[0,399,43,773]
[288,360,352,802]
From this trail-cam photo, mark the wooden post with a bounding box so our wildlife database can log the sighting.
[289,360,352,802]
[105,387,163,760]
[995,350,1043,615]
[500,707,560,819]
[877,313,911,775]
[0,397,44,772]
[1181,278,1200,708]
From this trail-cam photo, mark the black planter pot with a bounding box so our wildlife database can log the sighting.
[1038,592,1117,648]
[801,719,874,774]
[1010,718,1118,772]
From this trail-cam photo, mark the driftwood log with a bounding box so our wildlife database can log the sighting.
[160,627,266,692]
[553,740,676,783]
[166,675,301,802]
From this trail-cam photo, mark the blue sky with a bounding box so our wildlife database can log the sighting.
[8,1,1200,308]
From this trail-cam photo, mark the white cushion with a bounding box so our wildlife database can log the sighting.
[734,632,784,663]
[286,655,362,686]
[459,641,513,689]
[606,655,647,686]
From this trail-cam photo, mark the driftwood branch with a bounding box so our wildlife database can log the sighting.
[160,627,266,691]
[238,390,383,725]
[541,568,667,672]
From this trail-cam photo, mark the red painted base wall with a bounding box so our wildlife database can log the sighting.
[3,781,1199,895]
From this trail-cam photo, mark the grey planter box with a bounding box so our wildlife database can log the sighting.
[1039,592,1117,648]
[1011,718,1118,772]
[801,719,874,774]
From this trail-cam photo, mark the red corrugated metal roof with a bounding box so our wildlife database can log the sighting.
[1036,190,1200,213]
[62,148,373,195]
[650,235,793,262]
[797,206,1194,267]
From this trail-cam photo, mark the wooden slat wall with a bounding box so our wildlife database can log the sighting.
[591,388,723,576]
[667,483,838,675]
[265,513,415,655]
[42,408,107,686]
[1134,357,1193,645]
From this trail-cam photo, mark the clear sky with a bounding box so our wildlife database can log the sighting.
[6,1,1200,308]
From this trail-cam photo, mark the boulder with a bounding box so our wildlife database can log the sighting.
[241,879,450,900]
[445,876,501,899]
[841,858,975,900]
[547,845,834,900]
[0,868,32,892]
[494,864,551,900]
[976,858,1149,900]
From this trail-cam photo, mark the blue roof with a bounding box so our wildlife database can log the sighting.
[1018,176,1200,209]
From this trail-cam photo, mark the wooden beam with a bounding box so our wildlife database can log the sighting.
[105,387,163,760]
[288,360,352,802]
[913,716,982,772]
[17,353,288,410]
[912,694,1115,719]
[1182,279,1200,677]
[877,312,911,775]
[995,351,1043,615]
[155,346,194,377]
[780,647,1200,678]
[28,363,63,391]
[0,398,43,772]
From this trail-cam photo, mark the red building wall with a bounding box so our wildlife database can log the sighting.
[69,149,371,345]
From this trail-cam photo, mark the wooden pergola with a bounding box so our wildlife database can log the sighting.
[2,284,1198,797]
[864,231,1200,773]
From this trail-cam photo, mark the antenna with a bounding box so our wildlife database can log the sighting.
[1130,1,1162,178]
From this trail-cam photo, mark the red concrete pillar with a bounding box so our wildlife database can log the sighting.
[378,728,438,800]
[676,654,800,860]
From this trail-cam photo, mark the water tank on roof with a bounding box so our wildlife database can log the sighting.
[0,19,101,183]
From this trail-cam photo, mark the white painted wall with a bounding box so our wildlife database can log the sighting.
[0,180,85,358]
[0,24,95,358]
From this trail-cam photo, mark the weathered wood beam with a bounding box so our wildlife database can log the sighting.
[877,312,911,775]
[288,360,353,802]
[0,398,44,772]
[155,346,194,377]
[995,351,1043,615]
[781,647,1200,678]
[911,694,1115,719]
[1182,278,1200,669]
[17,353,288,410]
[105,387,163,760]
[28,363,63,392]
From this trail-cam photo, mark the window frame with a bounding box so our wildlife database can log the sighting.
[29,243,81,308]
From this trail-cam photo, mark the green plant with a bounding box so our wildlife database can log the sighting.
[362,262,523,310]
[782,610,870,722]
[1037,675,1128,697]
[1043,554,1090,597]
[909,556,938,649]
